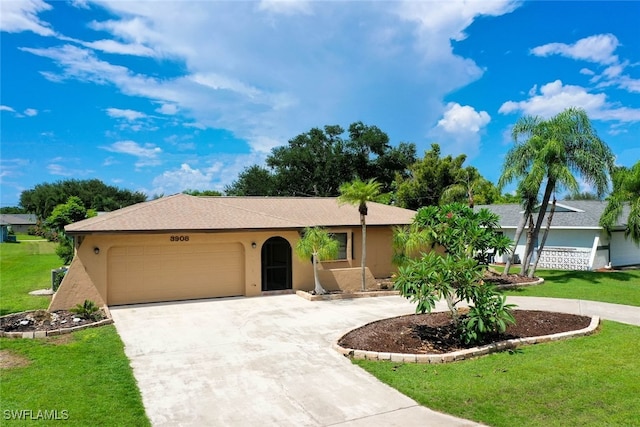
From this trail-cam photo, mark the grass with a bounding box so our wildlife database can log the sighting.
[503,268,640,307]
[0,240,61,315]
[356,320,640,426]
[1,240,150,425]
[14,233,46,241]
[0,326,150,426]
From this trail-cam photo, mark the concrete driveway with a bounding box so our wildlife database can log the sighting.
[111,295,481,426]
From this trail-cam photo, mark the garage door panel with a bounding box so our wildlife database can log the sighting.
[611,232,640,267]
[108,243,244,305]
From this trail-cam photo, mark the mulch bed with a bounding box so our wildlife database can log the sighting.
[0,310,105,333]
[338,310,592,354]
[483,270,540,286]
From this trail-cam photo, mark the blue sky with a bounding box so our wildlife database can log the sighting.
[1,0,639,207]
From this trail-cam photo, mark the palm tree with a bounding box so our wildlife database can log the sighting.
[440,167,483,208]
[499,107,615,277]
[294,227,340,295]
[338,178,382,291]
[500,182,538,276]
[600,162,640,245]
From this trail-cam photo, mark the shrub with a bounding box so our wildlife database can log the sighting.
[394,203,516,344]
[55,236,74,264]
[70,300,102,321]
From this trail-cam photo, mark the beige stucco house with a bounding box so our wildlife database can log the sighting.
[49,194,416,310]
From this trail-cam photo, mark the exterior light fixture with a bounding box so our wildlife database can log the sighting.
[251,242,257,249]
[94,247,100,254]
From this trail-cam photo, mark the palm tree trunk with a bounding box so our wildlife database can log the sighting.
[529,198,556,278]
[520,214,535,276]
[503,212,527,276]
[312,253,326,295]
[361,213,367,291]
[525,179,555,273]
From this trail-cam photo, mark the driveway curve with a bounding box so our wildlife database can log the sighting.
[111,295,640,426]
[111,295,480,426]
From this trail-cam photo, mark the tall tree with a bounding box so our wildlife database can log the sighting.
[183,189,223,197]
[395,143,468,210]
[225,165,279,196]
[20,179,146,219]
[499,107,615,277]
[294,227,340,295]
[600,161,640,245]
[229,123,415,197]
[440,166,501,208]
[45,196,97,264]
[338,178,382,291]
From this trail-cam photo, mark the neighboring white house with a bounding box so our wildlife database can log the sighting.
[477,201,639,270]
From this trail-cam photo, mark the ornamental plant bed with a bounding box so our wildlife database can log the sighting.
[338,310,593,355]
[0,309,111,337]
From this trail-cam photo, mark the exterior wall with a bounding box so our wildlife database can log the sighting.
[321,226,396,278]
[610,230,640,267]
[51,226,399,308]
[10,224,33,234]
[318,267,376,292]
[497,228,604,270]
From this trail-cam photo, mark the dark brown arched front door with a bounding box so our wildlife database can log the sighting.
[261,237,292,291]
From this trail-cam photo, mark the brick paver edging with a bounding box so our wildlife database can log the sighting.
[1,307,113,339]
[296,290,399,301]
[334,315,600,364]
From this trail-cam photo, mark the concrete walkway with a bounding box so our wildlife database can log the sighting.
[110,296,640,426]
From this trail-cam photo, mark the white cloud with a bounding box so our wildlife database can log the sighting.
[106,107,147,121]
[531,34,619,65]
[151,163,215,196]
[24,108,38,117]
[0,105,16,112]
[429,102,490,158]
[156,103,178,115]
[102,140,162,167]
[499,80,640,122]
[21,1,521,157]
[257,0,312,16]
[437,103,490,134]
[149,153,267,196]
[0,0,55,36]
[47,163,93,177]
[81,39,157,57]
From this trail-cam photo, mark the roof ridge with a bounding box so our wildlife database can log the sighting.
[208,197,308,227]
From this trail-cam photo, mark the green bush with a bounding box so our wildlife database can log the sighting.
[70,299,102,321]
[394,203,515,344]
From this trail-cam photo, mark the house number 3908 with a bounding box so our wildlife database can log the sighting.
[170,235,190,242]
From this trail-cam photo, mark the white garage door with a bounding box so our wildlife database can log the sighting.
[108,243,244,305]
[610,231,640,267]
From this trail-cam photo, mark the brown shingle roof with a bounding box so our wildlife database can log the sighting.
[65,194,416,234]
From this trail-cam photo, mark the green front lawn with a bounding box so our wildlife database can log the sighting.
[1,240,149,425]
[1,327,150,426]
[504,268,640,307]
[0,240,60,315]
[356,320,640,426]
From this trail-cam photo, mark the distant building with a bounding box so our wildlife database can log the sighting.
[0,214,37,234]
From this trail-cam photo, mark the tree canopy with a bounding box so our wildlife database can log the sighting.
[226,122,416,197]
[600,161,640,245]
[394,144,502,210]
[499,107,615,277]
[20,179,146,219]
